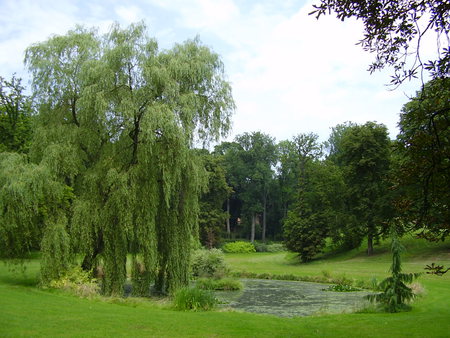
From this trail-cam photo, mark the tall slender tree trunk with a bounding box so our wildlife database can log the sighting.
[262,194,267,242]
[367,233,373,256]
[226,198,231,238]
[250,213,256,243]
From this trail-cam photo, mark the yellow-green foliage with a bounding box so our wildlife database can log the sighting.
[48,266,100,298]
[222,241,256,253]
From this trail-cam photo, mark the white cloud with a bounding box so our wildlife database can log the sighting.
[115,5,142,25]
[222,3,419,141]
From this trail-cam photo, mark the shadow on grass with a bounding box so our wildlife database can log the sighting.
[0,260,40,287]
[0,273,39,287]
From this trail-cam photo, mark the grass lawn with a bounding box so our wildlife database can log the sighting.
[0,236,449,337]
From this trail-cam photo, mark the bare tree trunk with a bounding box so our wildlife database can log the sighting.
[250,214,256,243]
[262,195,267,242]
[367,233,373,256]
[226,198,231,238]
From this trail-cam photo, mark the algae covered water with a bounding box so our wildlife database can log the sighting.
[216,279,372,317]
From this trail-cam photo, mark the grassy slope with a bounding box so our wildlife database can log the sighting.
[0,236,449,337]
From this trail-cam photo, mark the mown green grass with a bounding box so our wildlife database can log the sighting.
[0,236,449,337]
[225,235,450,283]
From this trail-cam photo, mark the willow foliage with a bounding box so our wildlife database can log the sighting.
[0,153,72,266]
[5,22,234,295]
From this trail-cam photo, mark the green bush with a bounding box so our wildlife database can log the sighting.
[196,278,243,291]
[191,248,228,278]
[48,266,99,298]
[222,241,256,253]
[254,242,286,252]
[173,287,217,311]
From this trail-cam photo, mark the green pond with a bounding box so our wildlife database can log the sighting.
[216,279,373,317]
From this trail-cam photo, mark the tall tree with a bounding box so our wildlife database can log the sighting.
[197,150,232,248]
[214,141,245,238]
[216,133,277,241]
[337,122,392,255]
[281,133,345,262]
[0,23,234,295]
[395,78,450,240]
[0,75,33,153]
[234,132,277,242]
[311,0,450,84]
[284,158,346,262]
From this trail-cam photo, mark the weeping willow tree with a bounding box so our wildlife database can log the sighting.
[1,23,234,295]
[0,153,73,283]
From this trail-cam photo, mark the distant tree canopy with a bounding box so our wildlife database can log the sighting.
[197,150,232,249]
[282,133,346,262]
[216,132,278,242]
[311,0,450,84]
[336,122,393,255]
[0,23,234,295]
[0,75,33,153]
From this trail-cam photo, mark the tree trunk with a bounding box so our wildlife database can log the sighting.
[262,194,267,242]
[367,233,373,256]
[226,198,231,238]
[250,213,256,243]
[81,231,104,274]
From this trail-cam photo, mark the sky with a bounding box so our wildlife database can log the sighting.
[0,0,425,143]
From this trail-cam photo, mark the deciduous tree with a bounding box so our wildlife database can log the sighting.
[395,78,450,240]
[336,122,392,255]
[0,75,33,153]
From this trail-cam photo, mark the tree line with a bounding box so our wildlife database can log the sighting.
[197,80,449,262]
[195,78,449,263]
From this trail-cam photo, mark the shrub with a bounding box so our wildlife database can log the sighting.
[254,242,285,252]
[48,266,99,298]
[266,243,286,252]
[173,287,217,311]
[323,284,361,292]
[191,248,228,278]
[197,278,243,291]
[254,242,268,252]
[222,241,256,253]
